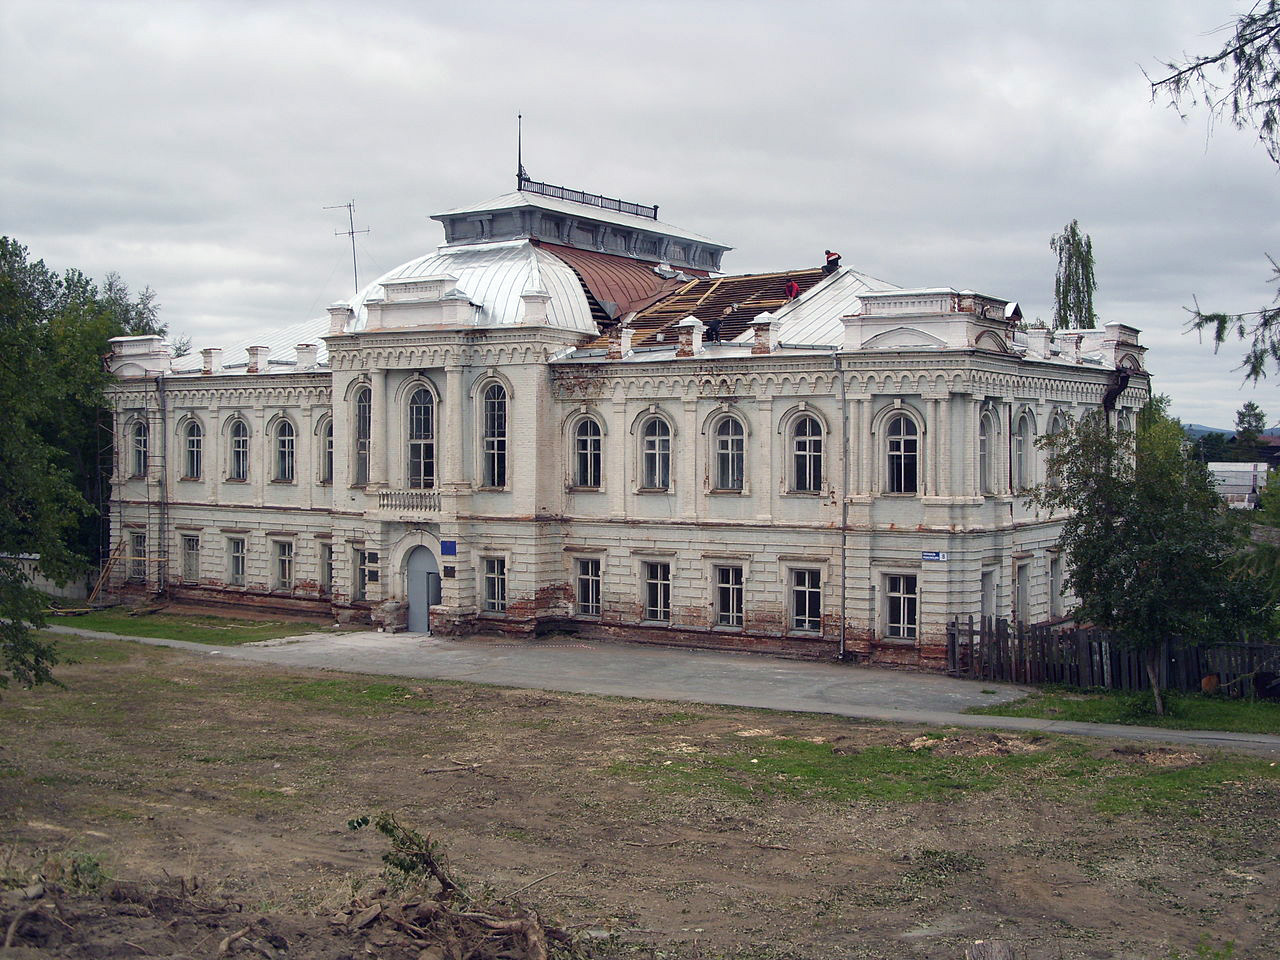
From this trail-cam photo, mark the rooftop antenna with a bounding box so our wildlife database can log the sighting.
[517,112,527,187]
[324,200,369,294]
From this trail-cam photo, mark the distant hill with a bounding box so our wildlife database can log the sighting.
[1183,423,1234,439]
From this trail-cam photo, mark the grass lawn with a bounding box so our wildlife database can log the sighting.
[46,608,341,645]
[965,685,1280,735]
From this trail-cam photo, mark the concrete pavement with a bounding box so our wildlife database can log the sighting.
[50,626,1280,754]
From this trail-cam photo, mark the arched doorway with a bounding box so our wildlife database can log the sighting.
[405,546,441,633]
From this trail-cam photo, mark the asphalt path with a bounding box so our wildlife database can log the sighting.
[50,626,1280,755]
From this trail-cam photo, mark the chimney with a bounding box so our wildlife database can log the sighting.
[327,304,353,334]
[675,316,704,358]
[201,347,222,375]
[751,313,777,355]
[606,324,634,360]
[295,343,318,369]
[1022,326,1051,358]
[247,345,270,374]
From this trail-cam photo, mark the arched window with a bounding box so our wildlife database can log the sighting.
[573,417,602,488]
[131,420,148,477]
[978,412,993,495]
[482,383,507,488]
[229,419,249,481]
[407,389,436,489]
[1014,413,1033,491]
[887,414,919,493]
[641,417,671,490]
[275,420,295,482]
[714,417,745,491]
[184,421,202,479]
[320,419,333,484]
[354,387,371,485]
[792,415,823,492]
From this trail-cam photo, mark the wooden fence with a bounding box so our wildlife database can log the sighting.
[946,617,1280,698]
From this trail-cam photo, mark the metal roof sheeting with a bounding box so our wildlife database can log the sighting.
[540,242,689,319]
[739,267,901,347]
[342,240,596,334]
[169,316,331,374]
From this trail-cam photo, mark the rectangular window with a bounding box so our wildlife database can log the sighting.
[181,535,200,583]
[885,574,918,639]
[482,386,508,488]
[980,568,996,622]
[355,549,380,601]
[575,558,601,617]
[228,537,246,587]
[483,556,507,613]
[1049,555,1063,619]
[185,427,202,480]
[276,426,295,482]
[643,561,670,622]
[355,390,371,485]
[715,564,744,627]
[320,542,333,595]
[322,423,334,484]
[128,532,147,582]
[791,568,821,632]
[1014,562,1030,624]
[274,540,294,590]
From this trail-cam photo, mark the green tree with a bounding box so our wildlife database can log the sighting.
[1193,430,1231,462]
[0,239,162,692]
[1151,2,1280,378]
[1232,400,1268,461]
[1031,398,1264,714]
[1050,219,1098,330]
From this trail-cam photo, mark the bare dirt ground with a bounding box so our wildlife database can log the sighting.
[1,636,1278,959]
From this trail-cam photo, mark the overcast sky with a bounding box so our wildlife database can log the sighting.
[4,0,1278,429]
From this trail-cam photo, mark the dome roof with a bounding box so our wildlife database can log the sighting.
[341,239,596,334]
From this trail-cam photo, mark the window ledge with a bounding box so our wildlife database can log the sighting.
[708,488,746,497]
[476,487,509,493]
[178,476,201,482]
[225,478,249,484]
[782,490,823,498]
[880,492,920,498]
[270,479,296,485]
[879,636,917,645]
[635,488,672,495]
[567,486,603,494]
[640,619,671,627]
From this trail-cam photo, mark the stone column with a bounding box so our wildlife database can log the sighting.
[970,397,983,496]
[849,397,866,495]
[209,404,221,505]
[862,398,877,494]
[442,364,465,487]
[755,398,773,519]
[609,397,626,519]
[252,405,266,507]
[369,368,387,486]
[680,398,698,518]
[302,405,314,509]
[927,398,941,496]
[938,396,952,497]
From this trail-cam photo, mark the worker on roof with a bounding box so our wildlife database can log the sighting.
[784,279,801,300]
[823,250,841,274]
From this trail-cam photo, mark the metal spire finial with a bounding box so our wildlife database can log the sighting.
[517,112,527,187]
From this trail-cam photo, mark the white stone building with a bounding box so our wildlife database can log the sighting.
[105,178,1150,667]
